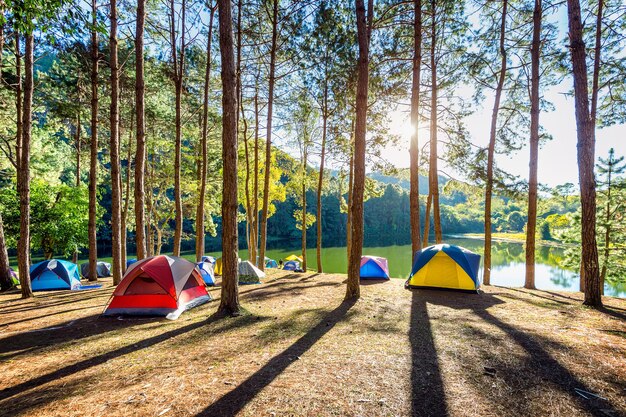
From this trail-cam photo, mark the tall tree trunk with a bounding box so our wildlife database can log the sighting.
[258,0,278,272]
[591,0,604,295]
[346,144,354,258]
[429,0,442,244]
[316,86,328,273]
[88,0,99,282]
[110,0,123,284]
[567,0,601,307]
[346,0,372,300]
[302,146,307,270]
[172,0,186,257]
[134,0,147,260]
[217,0,240,315]
[409,0,423,258]
[122,118,133,270]
[251,91,260,265]
[422,192,431,247]
[485,0,508,287]
[145,153,154,257]
[15,33,22,175]
[73,114,81,265]
[524,0,540,290]
[196,3,215,262]
[600,164,611,294]
[18,33,33,298]
[0,213,13,291]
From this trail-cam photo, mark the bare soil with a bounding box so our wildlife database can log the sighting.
[0,270,624,417]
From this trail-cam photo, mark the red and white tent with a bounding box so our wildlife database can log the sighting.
[103,255,211,320]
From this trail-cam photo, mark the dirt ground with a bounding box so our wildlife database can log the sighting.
[0,270,624,417]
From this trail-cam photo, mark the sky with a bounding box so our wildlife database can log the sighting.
[382,4,624,189]
[383,80,625,188]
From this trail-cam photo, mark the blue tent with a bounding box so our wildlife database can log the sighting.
[197,261,216,286]
[266,259,278,268]
[126,258,138,268]
[202,255,216,264]
[30,259,82,291]
[360,256,390,280]
[407,244,481,291]
[283,260,299,271]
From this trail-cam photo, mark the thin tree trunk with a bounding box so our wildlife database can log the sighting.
[196,3,215,262]
[0,213,13,291]
[591,0,604,295]
[18,33,34,298]
[346,145,354,258]
[242,95,253,261]
[122,116,133,270]
[134,0,147,260]
[485,0,508,287]
[302,145,307,270]
[75,114,81,186]
[346,0,372,300]
[217,0,240,315]
[423,192,431,247]
[251,91,260,265]
[567,0,601,307]
[15,32,22,175]
[524,0,540,290]
[410,0,423,258]
[172,0,185,257]
[110,0,123,284]
[316,90,327,273]
[88,0,99,282]
[145,153,154,257]
[259,0,278,272]
[429,0,442,244]
[600,167,611,294]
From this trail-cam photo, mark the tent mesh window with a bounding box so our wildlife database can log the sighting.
[125,275,168,295]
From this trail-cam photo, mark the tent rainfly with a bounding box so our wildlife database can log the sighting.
[407,244,481,292]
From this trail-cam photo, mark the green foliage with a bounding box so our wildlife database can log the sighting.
[0,179,90,257]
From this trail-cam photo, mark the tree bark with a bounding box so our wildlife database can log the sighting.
[18,33,34,298]
[110,0,123,284]
[0,213,13,291]
[316,84,328,273]
[485,0,508,287]
[524,0,540,290]
[171,0,185,257]
[409,0,423,258]
[429,0,442,244]
[422,192,431,247]
[88,0,99,282]
[600,158,611,294]
[75,114,81,187]
[122,117,133,271]
[258,0,278,272]
[346,0,372,300]
[217,0,240,315]
[567,0,601,307]
[251,91,260,265]
[134,0,147,260]
[301,145,307,271]
[196,3,215,262]
[346,143,354,259]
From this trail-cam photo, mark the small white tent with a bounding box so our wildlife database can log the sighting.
[238,260,265,284]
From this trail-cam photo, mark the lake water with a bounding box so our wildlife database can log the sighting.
[224,237,625,298]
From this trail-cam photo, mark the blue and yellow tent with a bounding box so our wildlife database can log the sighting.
[407,244,481,291]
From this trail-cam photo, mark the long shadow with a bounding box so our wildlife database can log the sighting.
[420,291,620,417]
[241,281,342,303]
[0,291,111,315]
[195,298,356,416]
[0,304,107,328]
[0,315,152,362]
[596,306,626,321]
[0,313,261,412]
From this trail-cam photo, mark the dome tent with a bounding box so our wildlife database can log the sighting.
[285,254,303,262]
[360,256,390,280]
[238,260,265,284]
[283,260,300,271]
[407,244,481,292]
[197,261,215,286]
[103,255,211,320]
[30,260,82,291]
[80,261,112,279]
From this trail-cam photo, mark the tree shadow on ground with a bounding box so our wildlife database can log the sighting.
[360,279,391,286]
[418,289,620,417]
[0,289,111,314]
[0,312,262,414]
[0,304,108,328]
[407,289,503,417]
[194,298,357,416]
